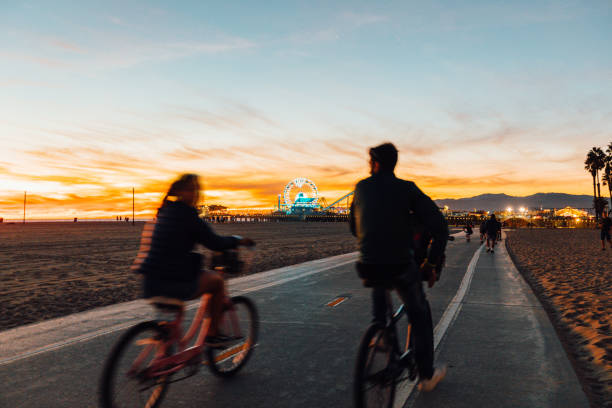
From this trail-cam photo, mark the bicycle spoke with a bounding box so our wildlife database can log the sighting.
[143,381,166,408]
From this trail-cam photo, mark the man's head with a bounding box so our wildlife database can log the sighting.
[369,142,398,175]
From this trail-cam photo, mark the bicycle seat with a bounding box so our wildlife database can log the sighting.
[147,296,185,312]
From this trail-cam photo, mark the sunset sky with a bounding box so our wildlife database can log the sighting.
[1,1,611,219]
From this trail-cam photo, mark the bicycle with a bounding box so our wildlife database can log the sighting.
[354,288,417,408]
[99,247,258,408]
[354,235,453,408]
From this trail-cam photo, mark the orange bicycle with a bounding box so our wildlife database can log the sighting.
[99,248,258,408]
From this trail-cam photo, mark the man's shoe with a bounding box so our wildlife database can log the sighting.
[491,249,494,253]
[418,365,447,392]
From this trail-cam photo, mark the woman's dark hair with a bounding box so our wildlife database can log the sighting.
[369,142,398,172]
[161,173,199,207]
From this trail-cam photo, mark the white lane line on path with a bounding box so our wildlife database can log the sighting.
[0,253,358,366]
[0,321,140,366]
[394,242,483,408]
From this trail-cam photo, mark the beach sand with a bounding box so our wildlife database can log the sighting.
[506,229,611,408]
[0,221,356,331]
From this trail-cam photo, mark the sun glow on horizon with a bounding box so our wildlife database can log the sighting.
[1,1,611,219]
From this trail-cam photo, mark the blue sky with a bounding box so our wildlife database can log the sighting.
[0,1,611,217]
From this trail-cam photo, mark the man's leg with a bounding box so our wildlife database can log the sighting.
[489,234,496,252]
[372,286,387,324]
[394,277,434,380]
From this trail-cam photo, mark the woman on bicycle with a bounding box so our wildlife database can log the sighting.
[133,173,254,345]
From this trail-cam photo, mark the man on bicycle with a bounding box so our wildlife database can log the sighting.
[350,142,448,392]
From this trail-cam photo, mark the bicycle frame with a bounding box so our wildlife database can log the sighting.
[385,291,412,355]
[132,290,248,380]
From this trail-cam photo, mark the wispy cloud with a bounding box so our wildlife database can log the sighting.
[340,11,388,27]
[46,37,86,53]
[286,10,388,45]
[3,26,257,72]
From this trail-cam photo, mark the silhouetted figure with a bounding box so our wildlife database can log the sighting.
[350,142,448,391]
[132,174,254,344]
[463,223,473,242]
[479,220,486,244]
[600,211,612,250]
[484,214,501,253]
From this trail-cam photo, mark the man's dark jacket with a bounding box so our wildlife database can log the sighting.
[484,218,501,235]
[134,201,239,299]
[349,172,448,267]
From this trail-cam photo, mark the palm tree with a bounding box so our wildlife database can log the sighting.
[593,147,607,199]
[604,143,612,209]
[586,149,599,219]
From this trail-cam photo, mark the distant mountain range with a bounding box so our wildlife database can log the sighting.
[435,193,596,211]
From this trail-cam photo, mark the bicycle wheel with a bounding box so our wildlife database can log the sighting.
[206,296,258,377]
[354,323,397,408]
[100,321,171,408]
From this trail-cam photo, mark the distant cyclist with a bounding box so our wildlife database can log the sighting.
[463,223,473,242]
[350,142,448,392]
[600,211,612,250]
[132,174,254,346]
[484,214,501,253]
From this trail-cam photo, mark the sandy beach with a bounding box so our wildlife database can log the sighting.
[506,229,611,407]
[0,221,356,331]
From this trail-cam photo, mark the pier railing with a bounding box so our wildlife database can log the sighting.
[202,214,598,228]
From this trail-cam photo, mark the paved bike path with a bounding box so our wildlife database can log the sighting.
[409,238,589,408]
[0,236,474,407]
[0,235,588,407]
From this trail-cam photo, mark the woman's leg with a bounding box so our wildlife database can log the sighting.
[195,272,225,336]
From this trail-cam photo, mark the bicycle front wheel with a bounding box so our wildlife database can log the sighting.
[354,323,397,408]
[100,321,171,408]
[206,295,258,377]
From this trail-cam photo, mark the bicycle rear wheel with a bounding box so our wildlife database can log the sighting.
[206,296,258,377]
[354,323,397,408]
[100,321,171,408]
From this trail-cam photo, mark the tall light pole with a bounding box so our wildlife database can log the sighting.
[132,187,135,225]
[23,191,26,224]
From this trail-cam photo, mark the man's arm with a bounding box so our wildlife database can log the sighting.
[349,198,357,237]
[409,183,448,265]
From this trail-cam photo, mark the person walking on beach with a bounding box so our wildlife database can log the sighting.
[132,174,254,345]
[350,142,449,392]
[600,211,612,250]
[484,213,500,253]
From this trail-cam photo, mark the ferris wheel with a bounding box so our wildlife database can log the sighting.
[283,178,319,207]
